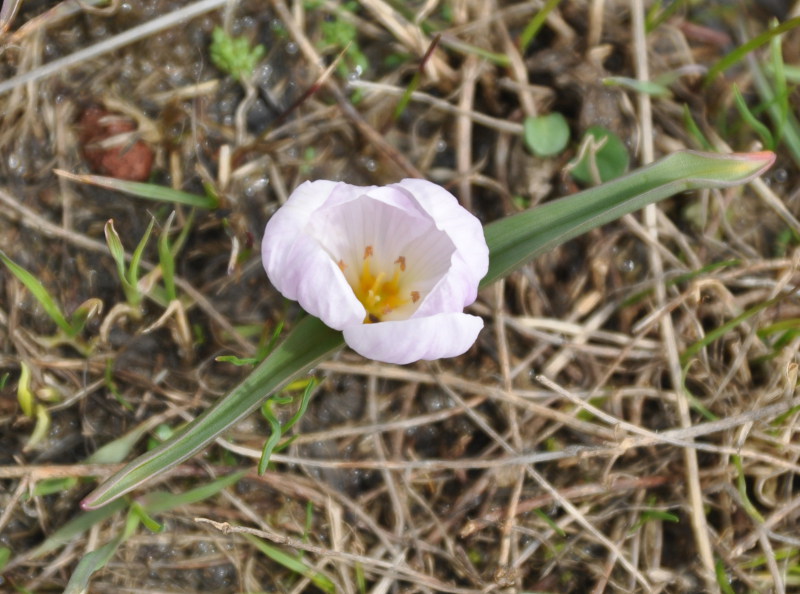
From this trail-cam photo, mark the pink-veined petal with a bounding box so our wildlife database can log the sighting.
[262,180,365,329]
[343,313,483,364]
[391,178,489,291]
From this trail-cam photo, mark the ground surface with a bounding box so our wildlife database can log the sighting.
[1,1,799,592]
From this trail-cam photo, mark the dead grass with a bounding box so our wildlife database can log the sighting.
[1,0,799,592]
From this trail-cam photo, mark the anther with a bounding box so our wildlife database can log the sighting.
[394,256,406,271]
[411,291,420,303]
[364,245,373,259]
[337,259,346,271]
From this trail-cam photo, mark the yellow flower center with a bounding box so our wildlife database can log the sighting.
[340,245,420,323]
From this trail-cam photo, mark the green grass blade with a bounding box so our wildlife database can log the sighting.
[769,26,788,145]
[29,499,128,559]
[0,249,74,336]
[481,150,775,287]
[82,316,344,508]
[241,533,336,593]
[129,217,156,293]
[680,294,780,366]
[704,16,800,86]
[732,84,774,148]
[749,37,800,168]
[63,511,140,594]
[683,105,714,151]
[55,169,218,209]
[158,212,177,301]
[104,220,130,287]
[258,401,283,475]
[139,471,246,514]
[519,0,562,52]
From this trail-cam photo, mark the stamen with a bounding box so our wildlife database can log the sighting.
[337,259,346,271]
[347,247,421,323]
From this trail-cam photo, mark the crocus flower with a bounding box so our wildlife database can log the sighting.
[262,179,488,364]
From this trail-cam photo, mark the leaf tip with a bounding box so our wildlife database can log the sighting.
[736,150,777,179]
[80,495,98,511]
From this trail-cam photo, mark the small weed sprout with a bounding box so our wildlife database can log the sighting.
[209,26,265,82]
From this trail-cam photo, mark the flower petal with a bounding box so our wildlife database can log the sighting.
[391,178,489,290]
[389,179,488,317]
[262,180,365,329]
[343,313,483,364]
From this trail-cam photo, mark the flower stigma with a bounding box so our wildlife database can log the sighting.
[347,245,419,323]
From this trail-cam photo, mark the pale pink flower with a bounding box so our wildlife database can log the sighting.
[262,179,488,364]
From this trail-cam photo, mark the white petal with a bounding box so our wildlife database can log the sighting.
[262,180,365,329]
[392,178,489,295]
[343,313,483,364]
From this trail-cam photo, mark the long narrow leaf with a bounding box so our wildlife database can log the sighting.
[63,511,141,594]
[83,315,344,508]
[481,150,775,287]
[83,149,774,509]
[55,169,218,209]
[0,250,74,336]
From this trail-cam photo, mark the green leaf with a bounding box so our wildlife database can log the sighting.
[86,416,169,464]
[63,510,140,594]
[128,217,156,294]
[30,477,78,497]
[242,533,336,593]
[158,211,177,301]
[56,169,218,209]
[30,499,128,559]
[603,76,671,98]
[482,150,775,286]
[130,502,163,533]
[26,403,51,451]
[519,0,563,51]
[732,84,774,149]
[82,316,344,508]
[570,125,629,185]
[704,16,800,86]
[16,362,34,417]
[523,112,570,157]
[0,250,74,336]
[139,471,246,514]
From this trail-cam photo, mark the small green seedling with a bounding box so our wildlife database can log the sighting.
[105,218,154,309]
[0,250,100,340]
[524,112,570,157]
[210,26,265,81]
[319,1,368,79]
[569,126,630,185]
[16,362,54,451]
[258,378,317,474]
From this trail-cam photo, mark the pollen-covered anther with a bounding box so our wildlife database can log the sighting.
[337,259,346,271]
[394,256,406,271]
[411,291,420,303]
[364,245,374,259]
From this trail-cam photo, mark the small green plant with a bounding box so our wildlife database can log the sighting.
[258,378,317,474]
[318,1,368,78]
[209,26,265,82]
[569,126,630,185]
[0,250,101,341]
[105,218,154,310]
[16,362,54,451]
[524,112,570,157]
